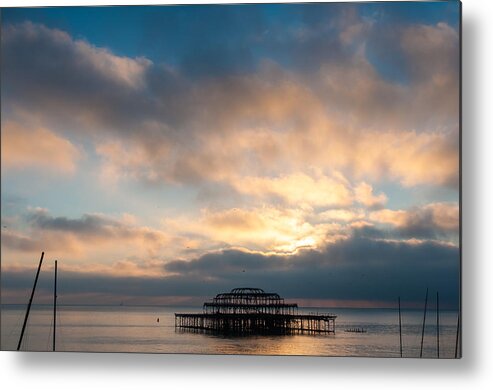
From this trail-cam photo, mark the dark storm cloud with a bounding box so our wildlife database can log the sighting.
[363,217,457,242]
[165,249,287,275]
[158,232,460,306]
[370,203,460,241]
[27,211,119,236]
[397,213,454,240]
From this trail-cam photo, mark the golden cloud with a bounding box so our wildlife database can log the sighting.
[232,172,354,208]
[163,206,347,255]
[1,120,81,174]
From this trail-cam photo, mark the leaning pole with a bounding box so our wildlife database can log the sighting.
[17,252,45,351]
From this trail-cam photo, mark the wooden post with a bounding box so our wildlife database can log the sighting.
[17,252,44,351]
[455,313,460,358]
[436,291,439,359]
[420,287,428,358]
[53,260,57,352]
[398,296,403,358]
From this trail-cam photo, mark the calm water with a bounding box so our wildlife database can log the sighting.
[0,305,459,357]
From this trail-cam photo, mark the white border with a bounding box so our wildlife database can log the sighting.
[2,0,493,389]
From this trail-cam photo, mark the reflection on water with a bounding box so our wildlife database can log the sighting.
[0,305,459,357]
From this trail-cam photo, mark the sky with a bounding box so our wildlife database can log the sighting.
[1,1,460,308]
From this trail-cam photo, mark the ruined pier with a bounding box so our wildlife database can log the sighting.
[175,288,336,335]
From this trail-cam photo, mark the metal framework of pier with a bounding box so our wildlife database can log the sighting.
[175,288,336,335]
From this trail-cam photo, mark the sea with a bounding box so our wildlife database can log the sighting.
[0,305,460,358]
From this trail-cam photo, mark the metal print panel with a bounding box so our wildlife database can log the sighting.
[0,1,461,357]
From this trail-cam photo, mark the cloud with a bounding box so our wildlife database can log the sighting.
[2,20,459,192]
[2,197,458,274]
[369,202,459,239]
[228,173,387,212]
[232,172,354,208]
[2,22,155,133]
[0,209,185,265]
[159,198,458,261]
[3,22,151,89]
[165,249,285,276]
[1,120,80,174]
[318,209,366,222]
[162,206,344,255]
[1,230,58,252]
[351,130,458,188]
[401,22,459,84]
[354,182,387,208]
[1,227,460,307]
[27,209,141,239]
[163,230,460,306]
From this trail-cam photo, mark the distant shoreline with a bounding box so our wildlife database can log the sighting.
[0,303,460,312]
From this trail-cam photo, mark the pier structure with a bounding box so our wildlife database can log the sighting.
[175,288,336,335]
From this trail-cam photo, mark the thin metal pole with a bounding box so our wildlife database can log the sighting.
[436,291,440,358]
[53,260,57,352]
[398,296,403,357]
[455,312,460,358]
[420,287,428,358]
[17,252,44,351]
